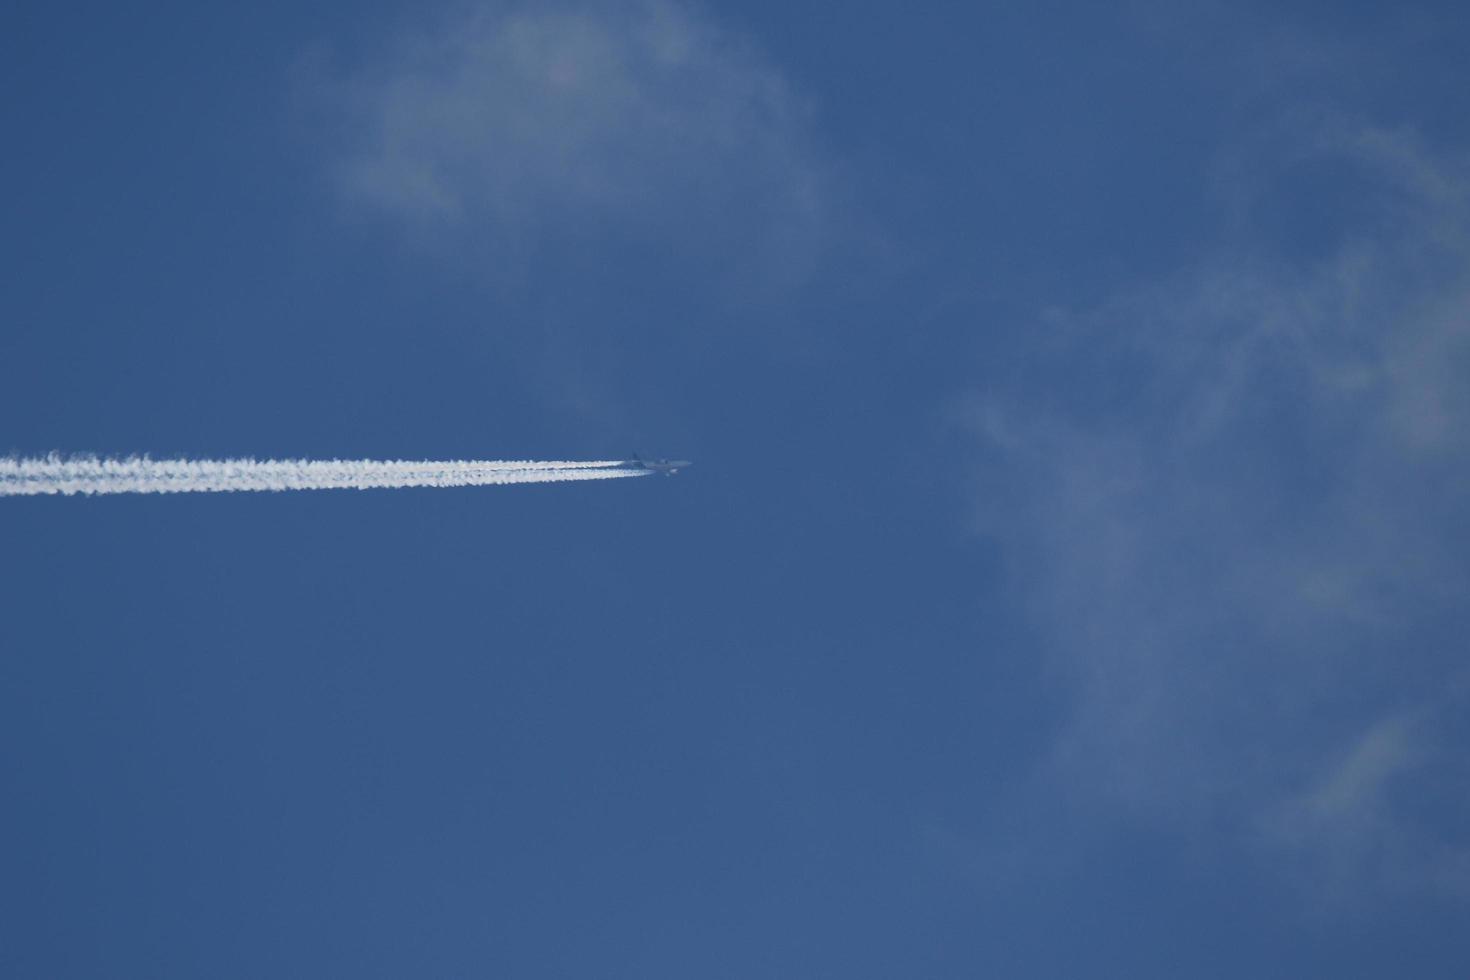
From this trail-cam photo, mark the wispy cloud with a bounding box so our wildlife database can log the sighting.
[315,0,826,275]
[965,114,1470,897]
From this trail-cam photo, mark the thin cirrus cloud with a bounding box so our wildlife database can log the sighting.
[318,0,826,271]
[968,115,1470,898]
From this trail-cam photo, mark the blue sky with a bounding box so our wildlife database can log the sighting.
[3,1,1469,975]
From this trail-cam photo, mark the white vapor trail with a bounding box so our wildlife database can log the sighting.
[0,456,649,497]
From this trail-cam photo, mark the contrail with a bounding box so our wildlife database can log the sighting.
[0,455,648,497]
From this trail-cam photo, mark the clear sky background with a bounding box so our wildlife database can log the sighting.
[3,1,1469,976]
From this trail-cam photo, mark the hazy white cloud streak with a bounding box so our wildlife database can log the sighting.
[0,457,646,497]
[316,0,826,279]
[966,117,1470,897]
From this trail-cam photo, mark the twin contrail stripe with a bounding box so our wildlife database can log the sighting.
[0,456,647,497]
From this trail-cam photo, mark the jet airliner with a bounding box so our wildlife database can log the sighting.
[626,455,692,476]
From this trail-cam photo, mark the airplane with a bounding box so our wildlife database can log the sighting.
[626,454,692,476]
